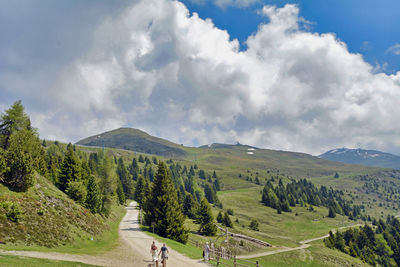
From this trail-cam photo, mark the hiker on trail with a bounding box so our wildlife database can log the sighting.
[203,242,210,262]
[158,243,169,267]
[150,241,158,263]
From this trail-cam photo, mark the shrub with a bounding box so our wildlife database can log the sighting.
[227,208,234,215]
[0,202,23,223]
[249,219,259,231]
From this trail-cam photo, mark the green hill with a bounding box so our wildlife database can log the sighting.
[76,127,187,157]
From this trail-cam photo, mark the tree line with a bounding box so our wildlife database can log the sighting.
[325,216,400,266]
[261,178,362,219]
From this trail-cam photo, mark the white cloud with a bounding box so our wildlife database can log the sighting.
[386,43,400,55]
[2,1,400,155]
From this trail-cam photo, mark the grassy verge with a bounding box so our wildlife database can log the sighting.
[0,254,99,267]
[140,226,203,260]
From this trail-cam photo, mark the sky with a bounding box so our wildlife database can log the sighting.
[1,0,400,155]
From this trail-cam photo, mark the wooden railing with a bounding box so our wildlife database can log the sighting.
[210,255,263,267]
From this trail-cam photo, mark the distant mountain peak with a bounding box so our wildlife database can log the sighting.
[320,148,400,169]
[76,127,187,157]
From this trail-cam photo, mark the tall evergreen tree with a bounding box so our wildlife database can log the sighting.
[144,162,188,243]
[134,175,146,207]
[85,175,102,213]
[3,130,35,191]
[116,179,126,205]
[197,198,217,236]
[183,193,197,219]
[204,183,218,204]
[129,158,140,181]
[0,100,32,149]
[58,143,82,191]
[117,158,134,199]
[223,212,233,228]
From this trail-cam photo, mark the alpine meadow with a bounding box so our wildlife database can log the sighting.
[2,1,400,267]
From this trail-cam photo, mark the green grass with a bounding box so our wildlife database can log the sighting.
[0,254,99,267]
[250,241,368,267]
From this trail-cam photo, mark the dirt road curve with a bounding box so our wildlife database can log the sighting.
[0,202,208,267]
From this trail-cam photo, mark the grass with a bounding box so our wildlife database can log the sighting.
[0,254,99,267]
[248,241,368,267]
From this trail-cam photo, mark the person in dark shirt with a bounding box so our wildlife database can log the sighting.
[158,243,169,266]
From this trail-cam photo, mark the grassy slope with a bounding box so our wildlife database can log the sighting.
[0,174,125,255]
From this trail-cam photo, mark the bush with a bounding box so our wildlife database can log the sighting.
[227,208,234,215]
[249,219,259,231]
[0,201,23,222]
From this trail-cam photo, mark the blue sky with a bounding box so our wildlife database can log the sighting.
[1,0,400,155]
[181,0,400,73]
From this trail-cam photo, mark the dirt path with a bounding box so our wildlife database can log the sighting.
[0,202,208,267]
[237,224,362,260]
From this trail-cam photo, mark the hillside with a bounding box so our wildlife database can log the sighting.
[76,127,187,157]
[320,148,400,169]
[0,174,122,248]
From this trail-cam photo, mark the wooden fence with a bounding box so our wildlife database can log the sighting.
[188,240,263,267]
[210,255,263,267]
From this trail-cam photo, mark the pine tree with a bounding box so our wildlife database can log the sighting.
[129,158,140,181]
[85,175,102,213]
[58,143,81,192]
[138,155,144,163]
[183,193,197,219]
[204,183,217,204]
[117,158,134,199]
[197,198,217,236]
[223,212,233,228]
[3,130,35,191]
[0,100,32,149]
[216,211,223,223]
[144,162,188,243]
[66,179,87,204]
[116,179,126,205]
[328,206,336,218]
[134,175,146,207]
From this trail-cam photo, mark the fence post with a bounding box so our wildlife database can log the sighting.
[234,256,237,267]
[217,255,220,266]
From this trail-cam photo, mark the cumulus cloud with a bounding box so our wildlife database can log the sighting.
[2,0,400,155]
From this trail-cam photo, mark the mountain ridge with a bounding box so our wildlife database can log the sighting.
[319,147,400,169]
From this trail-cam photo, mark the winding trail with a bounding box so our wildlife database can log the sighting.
[0,202,208,267]
[237,224,363,259]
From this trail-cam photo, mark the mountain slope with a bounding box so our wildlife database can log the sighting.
[319,148,400,169]
[76,128,187,157]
